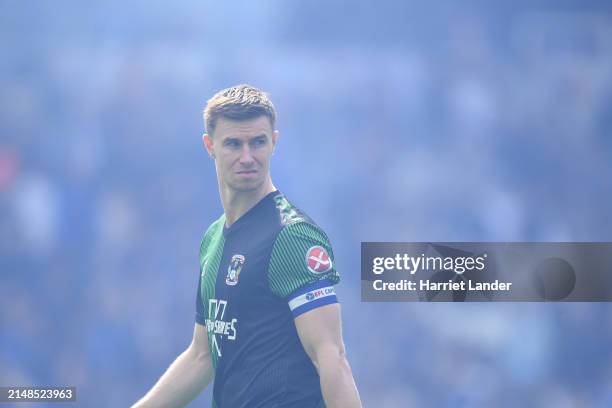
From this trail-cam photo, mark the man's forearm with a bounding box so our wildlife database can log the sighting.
[132,346,213,408]
[316,349,362,408]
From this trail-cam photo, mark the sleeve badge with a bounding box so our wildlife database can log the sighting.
[306,246,332,274]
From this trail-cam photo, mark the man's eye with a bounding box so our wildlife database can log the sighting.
[226,140,240,148]
[252,138,266,146]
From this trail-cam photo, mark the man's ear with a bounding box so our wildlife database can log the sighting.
[203,134,215,159]
[272,130,279,149]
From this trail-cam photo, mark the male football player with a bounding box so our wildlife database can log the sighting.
[133,84,361,407]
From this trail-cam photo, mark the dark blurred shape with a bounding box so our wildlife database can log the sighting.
[533,257,576,300]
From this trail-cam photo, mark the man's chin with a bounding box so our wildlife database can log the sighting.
[229,180,264,193]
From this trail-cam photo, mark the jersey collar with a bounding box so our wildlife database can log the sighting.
[223,190,280,237]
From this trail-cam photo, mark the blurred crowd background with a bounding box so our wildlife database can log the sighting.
[2,1,612,407]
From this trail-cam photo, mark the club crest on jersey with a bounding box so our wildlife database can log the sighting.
[306,246,332,274]
[226,254,245,286]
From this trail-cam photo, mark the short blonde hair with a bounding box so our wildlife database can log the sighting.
[204,84,276,136]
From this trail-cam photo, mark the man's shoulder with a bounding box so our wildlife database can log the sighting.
[207,213,226,232]
[204,213,226,236]
[268,194,339,299]
[200,213,226,252]
[272,193,332,247]
[272,192,315,229]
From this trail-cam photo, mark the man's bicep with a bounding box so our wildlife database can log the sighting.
[295,303,345,364]
[190,322,211,359]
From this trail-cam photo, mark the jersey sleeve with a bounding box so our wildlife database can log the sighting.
[195,271,206,325]
[195,216,224,324]
[268,221,340,318]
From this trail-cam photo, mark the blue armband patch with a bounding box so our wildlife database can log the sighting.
[287,279,338,318]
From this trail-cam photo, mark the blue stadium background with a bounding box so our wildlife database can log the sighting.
[2,1,612,406]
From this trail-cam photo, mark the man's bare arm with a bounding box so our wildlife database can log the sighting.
[295,303,362,408]
[132,323,213,408]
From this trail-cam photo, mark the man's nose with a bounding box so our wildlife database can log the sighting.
[239,145,254,164]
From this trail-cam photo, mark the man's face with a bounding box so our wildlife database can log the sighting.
[204,116,278,193]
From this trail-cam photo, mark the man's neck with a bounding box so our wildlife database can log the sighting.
[220,180,276,227]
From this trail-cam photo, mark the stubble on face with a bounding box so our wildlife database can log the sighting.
[210,116,276,194]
